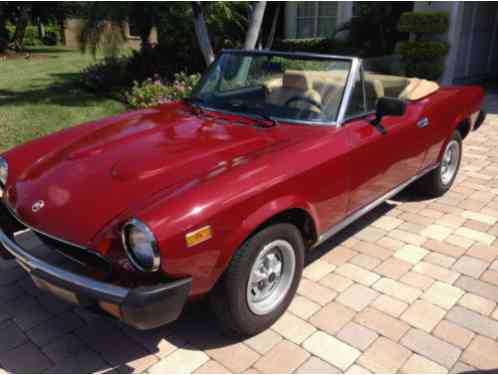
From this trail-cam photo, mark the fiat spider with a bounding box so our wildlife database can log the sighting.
[0,50,485,336]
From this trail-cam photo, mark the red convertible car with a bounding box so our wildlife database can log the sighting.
[0,50,485,336]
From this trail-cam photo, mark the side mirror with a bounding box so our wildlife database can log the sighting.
[370,97,406,134]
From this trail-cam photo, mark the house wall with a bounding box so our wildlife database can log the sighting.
[452,3,498,84]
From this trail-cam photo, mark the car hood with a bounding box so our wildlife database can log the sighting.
[6,102,296,246]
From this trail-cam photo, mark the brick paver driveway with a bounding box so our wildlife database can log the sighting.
[1,92,498,373]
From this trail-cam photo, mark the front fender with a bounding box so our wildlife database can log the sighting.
[208,195,319,287]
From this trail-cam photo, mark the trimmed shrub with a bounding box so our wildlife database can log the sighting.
[397,41,449,60]
[125,72,200,109]
[398,12,449,34]
[273,38,354,55]
[397,11,449,80]
[404,60,445,81]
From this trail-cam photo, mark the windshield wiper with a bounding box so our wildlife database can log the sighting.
[185,97,206,116]
[227,103,279,128]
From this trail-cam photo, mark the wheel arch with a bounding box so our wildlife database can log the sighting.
[247,207,318,249]
[233,198,320,256]
[456,118,471,140]
[207,201,319,295]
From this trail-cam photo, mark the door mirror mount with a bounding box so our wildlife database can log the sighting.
[370,97,406,134]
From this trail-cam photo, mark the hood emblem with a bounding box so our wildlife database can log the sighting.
[32,200,45,213]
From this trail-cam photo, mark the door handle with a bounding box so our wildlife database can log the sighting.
[417,117,429,128]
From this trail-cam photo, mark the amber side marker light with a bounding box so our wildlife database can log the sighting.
[186,225,212,247]
[99,301,122,319]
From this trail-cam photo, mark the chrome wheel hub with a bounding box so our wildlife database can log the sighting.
[247,239,296,315]
[441,140,460,186]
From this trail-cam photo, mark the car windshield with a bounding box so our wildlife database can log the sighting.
[191,51,352,124]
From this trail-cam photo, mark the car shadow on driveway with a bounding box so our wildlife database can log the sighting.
[307,187,428,265]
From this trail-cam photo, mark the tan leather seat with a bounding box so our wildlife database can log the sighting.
[398,78,439,101]
[267,70,322,112]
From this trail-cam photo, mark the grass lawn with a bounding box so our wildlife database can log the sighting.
[0,47,126,152]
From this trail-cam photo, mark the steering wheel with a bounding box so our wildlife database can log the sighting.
[285,95,323,112]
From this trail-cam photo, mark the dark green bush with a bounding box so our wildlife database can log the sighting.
[80,56,130,93]
[397,11,449,80]
[398,41,449,60]
[404,60,445,81]
[273,38,354,55]
[23,26,44,46]
[398,12,449,34]
[5,24,61,47]
[42,32,58,46]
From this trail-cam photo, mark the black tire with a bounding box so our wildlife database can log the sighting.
[416,130,462,197]
[210,223,305,338]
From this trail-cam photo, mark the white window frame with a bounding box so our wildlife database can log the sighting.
[295,2,338,38]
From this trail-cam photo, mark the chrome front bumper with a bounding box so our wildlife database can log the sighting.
[0,229,191,330]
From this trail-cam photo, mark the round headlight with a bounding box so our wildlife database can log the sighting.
[0,157,8,186]
[121,219,160,272]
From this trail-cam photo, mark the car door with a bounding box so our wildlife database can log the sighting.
[344,70,427,213]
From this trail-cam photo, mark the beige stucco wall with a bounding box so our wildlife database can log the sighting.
[64,18,158,49]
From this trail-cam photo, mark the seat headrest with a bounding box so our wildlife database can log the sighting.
[283,70,313,91]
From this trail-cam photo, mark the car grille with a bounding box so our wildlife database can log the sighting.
[0,200,112,277]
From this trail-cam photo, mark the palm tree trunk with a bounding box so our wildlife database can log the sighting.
[244,1,267,50]
[265,4,280,50]
[192,1,214,66]
[11,5,30,50]
[37,18,45,39]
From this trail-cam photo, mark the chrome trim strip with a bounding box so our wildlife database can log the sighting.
[0,229,128,302]
[336,58,361,127]
[314,163,439,246]
[221,49,356,62]
[3,202,87,250]
[1,201,110,267]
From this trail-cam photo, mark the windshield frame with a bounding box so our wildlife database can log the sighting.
[190,49,360,128]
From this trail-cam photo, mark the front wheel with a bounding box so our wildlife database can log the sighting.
[210,223,304,337]
[416,130,462,197]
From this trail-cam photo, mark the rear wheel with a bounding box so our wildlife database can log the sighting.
[210,223,304,337]
[416,130,462,197]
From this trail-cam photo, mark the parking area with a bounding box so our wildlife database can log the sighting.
[1,92,498,374]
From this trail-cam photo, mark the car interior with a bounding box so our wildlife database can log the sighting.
[196,54,441,124]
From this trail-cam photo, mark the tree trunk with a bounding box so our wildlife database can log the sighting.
[37,18,45,39]
[0,5,8,52]
[11,6,30,50]
[192,1,214,66]
[244,1,267,50]
[265,4,280,50]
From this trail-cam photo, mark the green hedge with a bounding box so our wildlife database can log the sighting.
[273,38,354,55]
[398,12,449,34]
[5,24,61,46]
[404,61,445,81]
[398,41,449,60]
